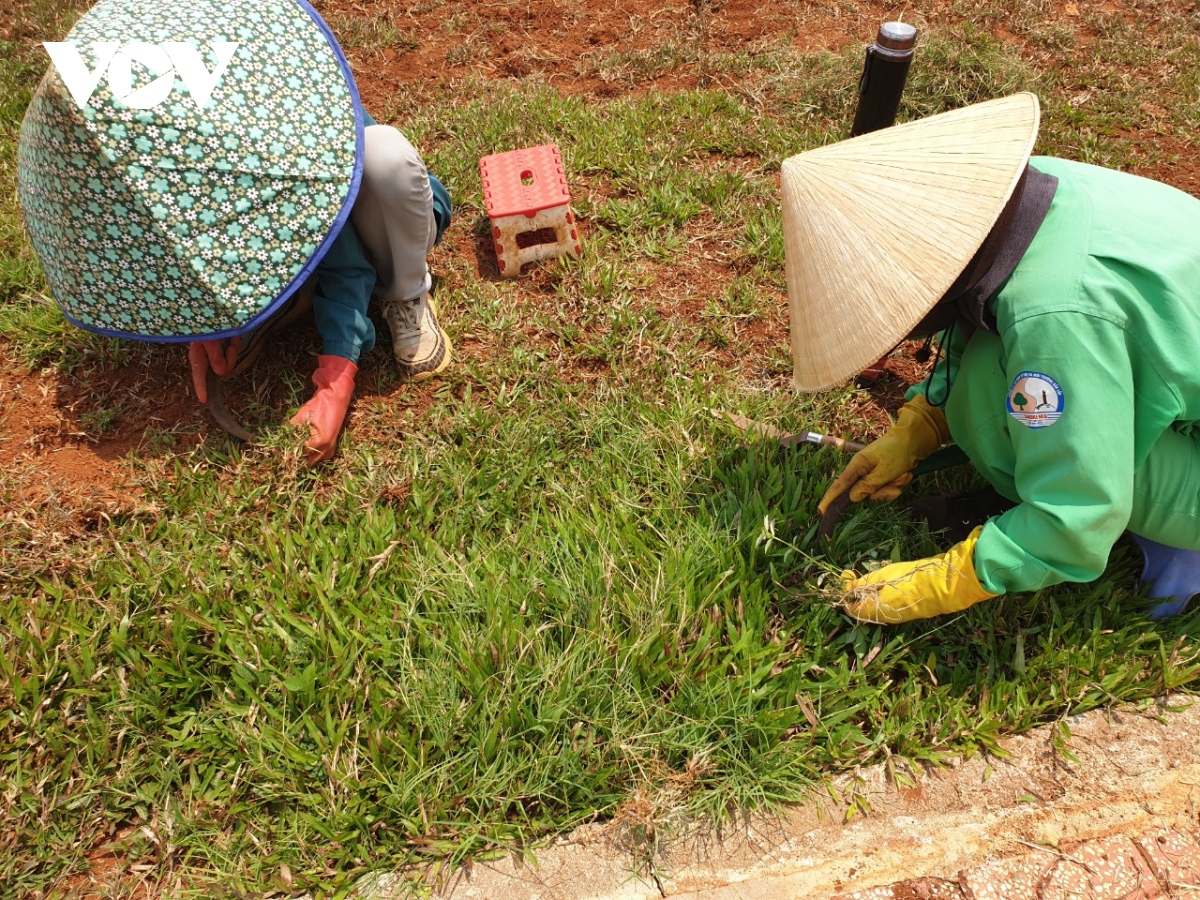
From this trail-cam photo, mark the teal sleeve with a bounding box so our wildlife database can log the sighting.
[312,221,376,363]
[429,173,451,246]
[310,108,379,362]
[904,326,967,406]
[974,312,1136,593]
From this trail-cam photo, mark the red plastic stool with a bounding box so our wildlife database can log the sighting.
[480,144,582,277]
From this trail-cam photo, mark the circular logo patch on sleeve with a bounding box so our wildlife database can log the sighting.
[1007,372,1064,428]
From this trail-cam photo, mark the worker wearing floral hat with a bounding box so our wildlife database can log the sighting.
[782,92,1200,623]
[18,0,453,468]
[189,112,454,465]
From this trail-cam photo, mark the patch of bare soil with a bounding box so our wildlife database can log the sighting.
[0,315,446,520]
[56,827,159,900]
[0,345,150,509]
[317,0,892,108]
[1135,136,1200,199]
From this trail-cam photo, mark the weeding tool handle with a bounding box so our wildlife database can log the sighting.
[811,433,868,453]
[912,444,970,477]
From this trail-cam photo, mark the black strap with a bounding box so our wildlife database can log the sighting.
[907,164,1059,339]
[947,164,1059,334]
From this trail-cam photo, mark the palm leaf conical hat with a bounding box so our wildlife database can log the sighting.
[781,92,1040,391]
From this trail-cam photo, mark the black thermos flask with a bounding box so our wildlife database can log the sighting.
[850,22,918,137]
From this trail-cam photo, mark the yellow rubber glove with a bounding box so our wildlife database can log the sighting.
[839,526,996,624]
[817,394,950,514]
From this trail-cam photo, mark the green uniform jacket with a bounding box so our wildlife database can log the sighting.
[911,157,1200,595]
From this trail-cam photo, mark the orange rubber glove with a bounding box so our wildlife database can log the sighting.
[818,394,950,514]
[289,355,357,466]
[188,337,241,403]
[839,526,996,624]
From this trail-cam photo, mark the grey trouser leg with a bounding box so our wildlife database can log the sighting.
[351,125,435,303]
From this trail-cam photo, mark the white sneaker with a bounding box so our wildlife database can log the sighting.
[381,291,452,381]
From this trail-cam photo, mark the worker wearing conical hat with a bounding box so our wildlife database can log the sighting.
[783,92,1200,624]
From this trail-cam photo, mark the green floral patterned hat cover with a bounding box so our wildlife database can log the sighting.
[17,0,362,340]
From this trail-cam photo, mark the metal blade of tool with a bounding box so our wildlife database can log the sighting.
[206,370,256,443]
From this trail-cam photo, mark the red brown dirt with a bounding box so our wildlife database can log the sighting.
[1,344,153,505]
[321,0,894,108]
[55,827,158,900]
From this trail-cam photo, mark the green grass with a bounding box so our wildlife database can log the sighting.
[323,11,420,56]
[4,2,1200,896]
[8,378,1200,896]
